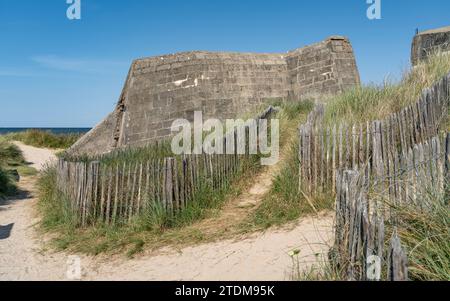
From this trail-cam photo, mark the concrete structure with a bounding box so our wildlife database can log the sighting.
[412,26,450,66]
[69,36,360,156]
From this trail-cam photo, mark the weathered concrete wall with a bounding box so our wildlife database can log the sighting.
[119,51,289,148]
[412,26,450,66]
[287,36,360,99]
[68,36,360,155]
[68,112,116,156]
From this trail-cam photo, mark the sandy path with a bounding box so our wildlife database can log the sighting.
[0,144,68,280]
[13,141,58,171]
[85,214,333,281]
[0,143,334,281]
[0,177,80,280]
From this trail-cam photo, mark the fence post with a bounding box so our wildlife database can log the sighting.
[298,126,303,193]
[333,169,360,276]
[164,158,174,215]
[445,133,450,203]
[388,229,409,281]
[90,161,100,224]
[173,158,180,212]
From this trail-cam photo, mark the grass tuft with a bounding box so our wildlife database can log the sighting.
[0,139,25,167]
[0,167,17,198]
[0,138,33,197]
[388,187,450,281]
[324,52,450,126]
[4,129,81,149]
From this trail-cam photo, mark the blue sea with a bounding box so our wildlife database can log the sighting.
[0,128,91,135]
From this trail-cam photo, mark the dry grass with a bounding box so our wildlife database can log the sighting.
[0,138,37,197]
[4,129,81,149]
[387,187,450,281]
[324,52,450,126]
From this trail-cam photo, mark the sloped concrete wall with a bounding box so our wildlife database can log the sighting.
[118,51,290,148]
[412,26,450,66]
[67,112,116,156]
[287,36,360,99]
[68,36,360,156]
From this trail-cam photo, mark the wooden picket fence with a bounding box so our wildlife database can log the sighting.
[368,134,448,211]
[331,133,450,281]
[57,154,240,226]
[298,72,450,281]
[56,106,278,227]
[332,169,408,281]
[299,72,450,197]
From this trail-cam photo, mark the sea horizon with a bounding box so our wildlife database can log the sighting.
[0,127,91,135]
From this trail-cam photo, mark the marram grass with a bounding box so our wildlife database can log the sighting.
[4,129,81,149]
[324,52,450,126]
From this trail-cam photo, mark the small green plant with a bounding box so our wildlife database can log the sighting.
[37,167,77,230]
[16,165,38,177]
[0,140,28,197]
[126,239,145,258]
[0,167,17,198]
[0,140,25,167]
[293,260,344,281]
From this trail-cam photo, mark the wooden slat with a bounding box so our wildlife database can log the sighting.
[388,229,409,281]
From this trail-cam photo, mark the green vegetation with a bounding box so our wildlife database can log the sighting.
[4,129,81,149]
[63,140,173,165]
[0,140,24,197]
[241,100,333,230]
[37,156,261,256]
[324,52,450,126]
[0,138,39,198]
[0,167,17,198]
[0,139,38,175]
[243,143,333,230]
[15,165,38,177]
[292,259,343,281]
[391,188,450,281]
[37,167,75,229]
[0,138,24,165]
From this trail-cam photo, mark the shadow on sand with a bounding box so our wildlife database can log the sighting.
[0,223,14,240]
[0,187,32,211]
[0,186,33,239]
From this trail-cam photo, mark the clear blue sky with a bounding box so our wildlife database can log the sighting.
[0,0,449,127]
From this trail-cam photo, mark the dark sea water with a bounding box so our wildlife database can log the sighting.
[0,128,91,135]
